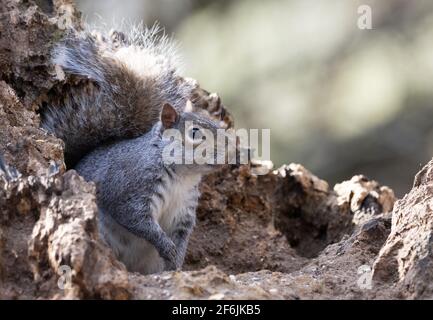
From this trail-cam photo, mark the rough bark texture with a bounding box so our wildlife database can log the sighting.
[372,159,433,298]
[0,0,432,299]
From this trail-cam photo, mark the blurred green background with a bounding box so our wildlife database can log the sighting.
[76,0,433,196]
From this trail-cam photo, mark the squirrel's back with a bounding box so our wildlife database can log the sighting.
[41,26,195,167]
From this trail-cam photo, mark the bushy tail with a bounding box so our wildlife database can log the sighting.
[41,26,194,167]
[52,34,107,84]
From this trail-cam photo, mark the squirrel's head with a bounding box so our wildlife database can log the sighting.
[158,101,237,174]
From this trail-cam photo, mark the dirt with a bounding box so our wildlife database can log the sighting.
[1,0,433,300]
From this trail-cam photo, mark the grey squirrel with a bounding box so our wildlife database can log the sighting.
[41,27,231,274]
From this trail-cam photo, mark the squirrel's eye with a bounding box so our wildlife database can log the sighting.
[188,127,202,141]
[192,127,199,139]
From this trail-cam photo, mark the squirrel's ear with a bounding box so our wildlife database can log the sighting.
[161,103,179,129]
[184,100,194,112]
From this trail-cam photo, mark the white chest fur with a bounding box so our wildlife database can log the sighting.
[151,172,202,232]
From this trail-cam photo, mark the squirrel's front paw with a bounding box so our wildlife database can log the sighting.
[161,244,178,271]
[167,254,186,271]
[164,258,177,271]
